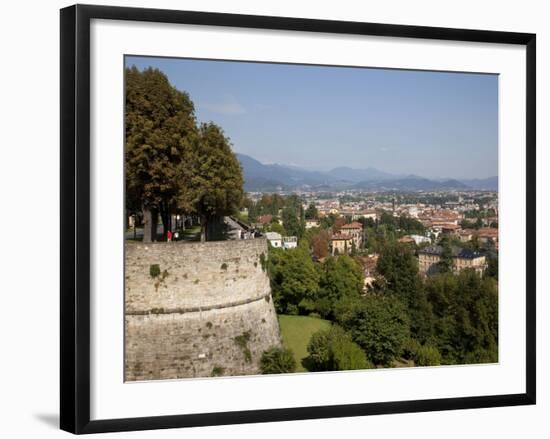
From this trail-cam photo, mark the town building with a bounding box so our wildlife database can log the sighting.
[399,234,431,245]
[265,232,282,248]
[330,233,354,255]
[408,234,431,245]
[340,221,364,248]
[282,236,298,250]
[352,209,378,221]
[257,214,273,225]
[418,245,487,276]
[477,227,499,247]
[458,229,475,242]
[305,219,320,229]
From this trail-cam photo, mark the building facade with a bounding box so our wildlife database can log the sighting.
[265,232,282,248]
[340,221,364,249]
[282,236,298,250]
[418,245,487,276]
[330,234,353,255]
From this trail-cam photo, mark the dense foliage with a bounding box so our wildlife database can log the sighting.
[337,295,410,366]
[125,66,243,241]
[260,347,297,374]
[268,246,320,315]
[184,122,244,241]
[304,326,372,371]
[425,270,498,364]
[267,209,498,370]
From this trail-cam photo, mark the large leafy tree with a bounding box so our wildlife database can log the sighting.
[304,326,372,372]
[313,256,364,318]
[268,246,319,315]
[374,241,434,343]
[339,295,410,366]
[281,195,305,238]
[305,202,318,220]
[125,66,198,242]
[425,270,498,364]
[374,242,421,301]
[183,122,244,241]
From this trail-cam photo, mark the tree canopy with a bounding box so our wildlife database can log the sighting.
[125,66,243,241]
[338,295,410,366]
[183,122,244,241]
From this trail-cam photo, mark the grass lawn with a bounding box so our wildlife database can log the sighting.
[278,315,332,372]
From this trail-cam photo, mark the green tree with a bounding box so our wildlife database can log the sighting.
[282,195,305,237]
[437,240,454,273]
[183,122,244,241]
[268,246,320,314]
[305,202,318,220]
[313,256,364,318]
[125,66,198,242]
[265,222,286,236]
[310,229,330,259]
[339,295,410,366]
[425,270,498,364]
[374,242,421,302]
[486,252,499,280]
[260,347,296,374]
[415,344,442,366]
[304,326,372,372]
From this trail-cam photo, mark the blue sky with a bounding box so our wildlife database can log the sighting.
[126,56,498,179]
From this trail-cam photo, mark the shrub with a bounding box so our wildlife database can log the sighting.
[304,326,372,372]
[415,344,442,366]
[402,338,422,361]
[221,263,228,271]
[211,366,225,377]
[259,252,266,271]
[234,331,252,362]
[260,347,296,374]
[149,264,161,278]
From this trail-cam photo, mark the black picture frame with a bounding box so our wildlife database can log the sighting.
[60,4,536,434]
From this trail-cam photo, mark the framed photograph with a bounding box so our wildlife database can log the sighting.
[60,4,536,434]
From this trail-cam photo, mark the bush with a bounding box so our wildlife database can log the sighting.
[304,326,372,372]
[260,347,296,374]
[402,338,422,360]
[211,366,225,377]
[149,264,161,278]
[415,344,442,366]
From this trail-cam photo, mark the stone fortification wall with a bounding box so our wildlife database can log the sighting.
[125,239,281,381]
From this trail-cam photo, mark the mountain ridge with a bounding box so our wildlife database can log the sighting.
[236,153,497,192]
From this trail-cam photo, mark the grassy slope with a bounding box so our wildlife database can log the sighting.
[278,315,332,372]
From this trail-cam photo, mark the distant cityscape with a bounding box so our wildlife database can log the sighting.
[241,186,498,283]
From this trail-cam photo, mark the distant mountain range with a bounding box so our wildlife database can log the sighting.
[236,153,498,192]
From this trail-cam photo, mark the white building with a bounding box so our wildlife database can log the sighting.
[265,232,282,248]
[408,234,431,245]
[282,236,298,250]
[305,219,320,229]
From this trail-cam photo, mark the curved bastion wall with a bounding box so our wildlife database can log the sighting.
[124,238,282,381]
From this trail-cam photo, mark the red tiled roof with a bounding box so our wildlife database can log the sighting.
[341,221,363,229]
[477,228,498,238]
[258,214,273,224]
